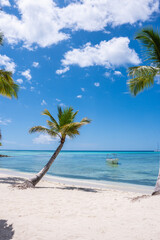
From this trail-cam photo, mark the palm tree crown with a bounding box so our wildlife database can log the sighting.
[128,27,160,96]
[29,106,91,142]
[0,32,19,99]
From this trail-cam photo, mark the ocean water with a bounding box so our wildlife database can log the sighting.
[0,150,160,186]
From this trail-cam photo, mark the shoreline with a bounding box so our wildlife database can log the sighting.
[0,167,154,194]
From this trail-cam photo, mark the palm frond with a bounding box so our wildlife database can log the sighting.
[128,66,159,95]
[42,109,59,129]
[80,117,92,124]
[72,110,79,119]
[60,119,91,137]
[58,106,75,127]
[135,27,160,66]
[29,126,58,137]
[0,70,19,98]
[30,107,91,142]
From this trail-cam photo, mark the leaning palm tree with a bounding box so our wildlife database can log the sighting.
[128,27,160,195]
[19,106,91,188]
[0,32,19,99]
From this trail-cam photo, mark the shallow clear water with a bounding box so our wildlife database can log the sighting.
[0,150,159,186]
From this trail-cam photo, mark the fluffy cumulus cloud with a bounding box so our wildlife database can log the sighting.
[0,0,158,48]
[0,54,16,73]
[21,69,32,81]
[60,37,141,71]
[33,134,56,144]
[61,0,159,31]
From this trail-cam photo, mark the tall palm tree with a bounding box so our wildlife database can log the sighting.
[128,27,160,195]
[20,106,91,188]
[0,32,19,99]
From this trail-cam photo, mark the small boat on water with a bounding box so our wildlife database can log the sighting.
[106,154,119,164]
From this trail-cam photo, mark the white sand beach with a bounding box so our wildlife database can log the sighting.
[0,171,160,240]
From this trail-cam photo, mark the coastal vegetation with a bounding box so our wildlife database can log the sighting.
[128,27,160,96]
[19,106,91,188]
[0,33,19,99]
[128,27,160,195]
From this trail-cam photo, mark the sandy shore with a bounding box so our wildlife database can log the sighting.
[0,171,160,240]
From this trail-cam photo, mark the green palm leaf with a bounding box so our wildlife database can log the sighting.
[29,126,58,137]
[58,106,75,127]
[128,66,159,95]
[29,107,91,142]
[0,33,19,99]
[42,109,59,130]
[0,70,19,98]
[128,27,160,95]
[136,27,160,66]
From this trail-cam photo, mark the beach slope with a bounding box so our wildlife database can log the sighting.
[0,172,160,240]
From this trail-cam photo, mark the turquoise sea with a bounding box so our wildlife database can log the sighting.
[0,150,160,186]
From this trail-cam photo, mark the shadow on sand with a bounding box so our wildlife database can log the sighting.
[37,185,99,193]
[0,220,14,240]
[0,176,99,193]
[0,177,25,185]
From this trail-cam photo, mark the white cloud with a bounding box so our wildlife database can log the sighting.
[56,98,61,102]
[61,0,159,31]
[20,86,26,90]
[0,54,16,73]
[32,62,39,68]
[61,38,141,70]
[94,82,100,87]
[56,66,69,75]
[0,0,158,48]
[0,0,11,7]
[21,69,32,81]
[104,72,110,77]
[0,118,11,125]
[59,103,65,107]
[114,70,122,75]
[30,86,34,91]
[81,88,85,92]
[41,99,47,106]
[0,0,69,48]
[33,134,57,144]
[16,78,23,84]
[77,95,82,98]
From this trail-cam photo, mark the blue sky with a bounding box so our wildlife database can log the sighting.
[0,0,160,150]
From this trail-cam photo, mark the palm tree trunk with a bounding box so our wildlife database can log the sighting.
[20,139,65,188]
[152,168,160,195]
